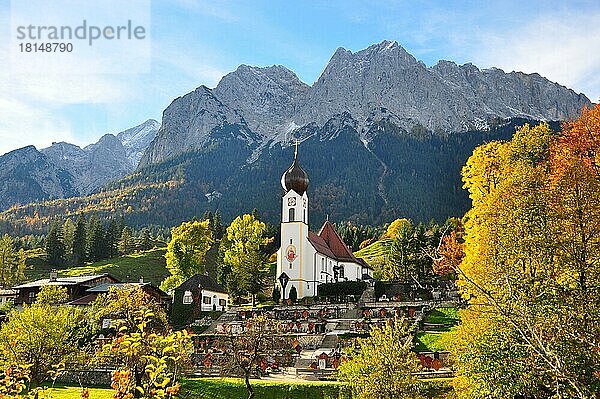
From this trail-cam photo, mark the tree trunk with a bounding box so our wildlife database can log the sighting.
[252,293,256,307]
[244,369,254,399]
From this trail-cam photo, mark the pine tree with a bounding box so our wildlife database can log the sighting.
[45,221,65,267]
[213,210,224,240]
[105,219,121,259]
[62,219,75,265]
[0,235,26,287]
[140,228,152,251]
[72,214,87,265]
[118,227,135,255]
[86,215,105,262]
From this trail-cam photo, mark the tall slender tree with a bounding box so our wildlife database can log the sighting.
[45,221,65,267]
[72,214,87,265]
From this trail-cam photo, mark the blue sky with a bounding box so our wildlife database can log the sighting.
[1,0,599,155]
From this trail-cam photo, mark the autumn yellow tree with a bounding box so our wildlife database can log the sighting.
[451,113,600,398]
[337,318,422,399]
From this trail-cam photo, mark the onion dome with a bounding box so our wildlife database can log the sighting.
[281,142,309,195]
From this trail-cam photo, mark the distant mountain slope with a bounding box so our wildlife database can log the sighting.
[0,41,590,232]
[0,119,159,209]
[0,146,76,210]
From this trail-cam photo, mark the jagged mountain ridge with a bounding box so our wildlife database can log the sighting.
[0,40,592,231]
[0,119,159,209]
[140,40,590,166]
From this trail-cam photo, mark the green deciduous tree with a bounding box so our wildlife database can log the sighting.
[99,309,192,399]
[35,285,69,305]
[161,220,213,292]
[0,303,88,385]
[222,214,272,306]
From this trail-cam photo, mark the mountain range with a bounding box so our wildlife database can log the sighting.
[0,119,159,209]
[0,40,592,232]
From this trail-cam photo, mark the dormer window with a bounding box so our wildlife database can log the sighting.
[182,290,193,304]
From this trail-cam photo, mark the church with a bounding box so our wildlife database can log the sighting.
[276,144,374,300]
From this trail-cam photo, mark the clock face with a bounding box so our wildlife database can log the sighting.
[288,197,296,206]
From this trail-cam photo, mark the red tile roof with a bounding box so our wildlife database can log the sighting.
[307,221,372,269]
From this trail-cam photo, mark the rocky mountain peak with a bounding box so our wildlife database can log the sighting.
[139,40,592,167]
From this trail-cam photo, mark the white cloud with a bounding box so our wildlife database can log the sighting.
[0,97,78,155]
[473,12,600,102]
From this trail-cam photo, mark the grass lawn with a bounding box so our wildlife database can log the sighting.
[62,247,169,285]
[179,377,340,399]
[41,377,453,398]
[26,247,170,286]
[424,307,460,326]
[354,239,392,267]
[42,385,113,399]
[414,331,451,352]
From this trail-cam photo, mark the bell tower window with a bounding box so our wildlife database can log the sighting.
[289,208,295,222]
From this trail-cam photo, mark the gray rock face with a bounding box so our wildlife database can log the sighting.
[214,65,310,137]
[140,87,248,166]
[42,119,159,195]
[141,40,591,166]
[0,146,76,209]
[0,120,159,209]
[117,119,161,167]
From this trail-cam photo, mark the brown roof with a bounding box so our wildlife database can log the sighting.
[68,293,99,306]
[307,221,373,269]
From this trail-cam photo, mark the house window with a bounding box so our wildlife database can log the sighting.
[219,298,226,307]
[203,296,212,304]
[182,290,193,304]
[28,291,35,303]
[289,208,295,222]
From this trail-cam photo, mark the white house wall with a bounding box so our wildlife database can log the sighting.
[200,289,229,312]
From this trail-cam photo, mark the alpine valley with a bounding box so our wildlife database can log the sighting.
[0,40,591,234]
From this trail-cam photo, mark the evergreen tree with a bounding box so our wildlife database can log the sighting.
[45,221,65,267]
[72,214,87,265]
[289,286,297,303]
[140,228,153,251]
[118,226,136,255]
[213,210,224,240]
[105,219,121,259]
[272,286,281,304]
[0,234,26,287]
[62,218,75,265]
[86,215,105,262]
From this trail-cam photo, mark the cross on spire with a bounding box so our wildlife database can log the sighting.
[294,139,300,160]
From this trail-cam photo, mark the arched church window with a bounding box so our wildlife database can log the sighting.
[289,208,295,222]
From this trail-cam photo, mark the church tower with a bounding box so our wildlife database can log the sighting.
[277,141,310,299]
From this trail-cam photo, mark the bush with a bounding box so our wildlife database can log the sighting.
[317,281,367,298]
[289,286,297,303]
[272,287,281,304]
